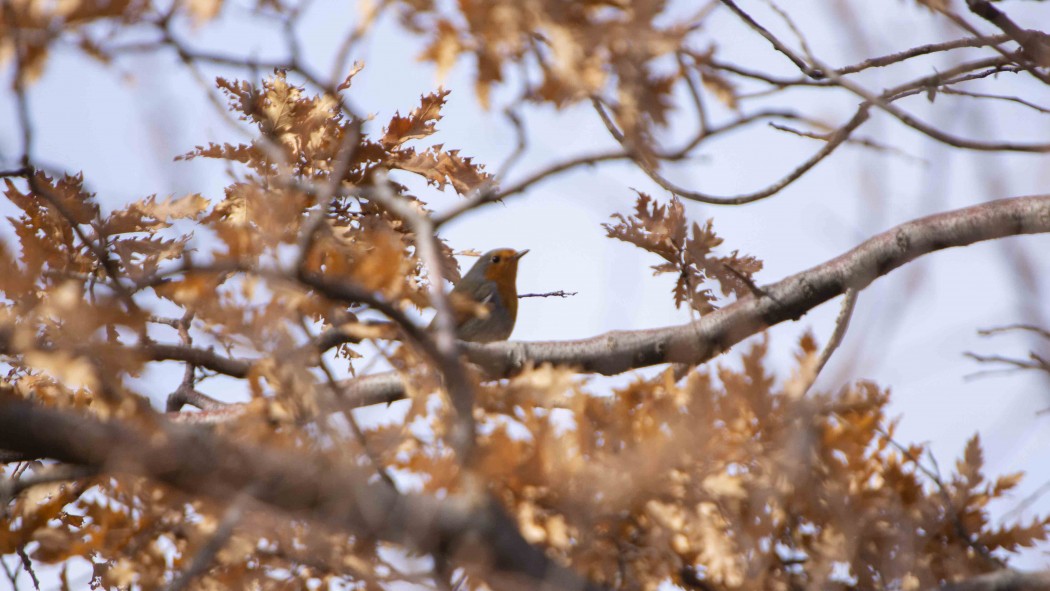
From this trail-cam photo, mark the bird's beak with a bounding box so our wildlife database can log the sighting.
[514,249,530,261]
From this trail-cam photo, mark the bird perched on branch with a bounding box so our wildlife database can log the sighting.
[436,248,528,342]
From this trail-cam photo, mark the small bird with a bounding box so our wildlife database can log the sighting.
[437,248,528,342]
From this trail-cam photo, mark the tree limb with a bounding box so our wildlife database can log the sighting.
[0,395,604,591]
[933,569,1050,591]
[326,194,1050,407]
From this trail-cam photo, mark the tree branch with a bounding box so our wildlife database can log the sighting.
[325,194,1050,406]
[933,569,1050,591]
[0,395,604,591]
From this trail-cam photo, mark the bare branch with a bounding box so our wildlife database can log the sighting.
[0,167,32,179]
[519,291,577,299]
[964,352,1050,375]
[835,34,1012,75]
[592,97,871,205]
[145,342,251,378]
[165,490,252,591]
[812,289,859,385]
[717,0,825,79]
[15,547,37,591]
[978,324,1050,341]
[365,173,478,460]
[166,386,228,412]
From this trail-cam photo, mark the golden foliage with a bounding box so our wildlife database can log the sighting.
[451,340,1047,590]
[9,334,1041,590]
[404,0,686,147]
[2,2,1048,589]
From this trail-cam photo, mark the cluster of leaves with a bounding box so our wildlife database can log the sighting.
[6,330,1045,590]
[0,67,496,429]
[0,173,206,408]
[0,62,513,586]
[605,193,762,314]
[436,338,1044,590]
[401,0,691,155]
[0,0,152,83]
[0,470,403,588]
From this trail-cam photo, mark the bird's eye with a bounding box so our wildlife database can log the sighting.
[491,255,501,263]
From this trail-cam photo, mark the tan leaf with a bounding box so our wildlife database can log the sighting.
[382,90,450,149]
[186,0,222,24]
[419,20,463,82]
[700,69,739,111]
[701,473,747,500]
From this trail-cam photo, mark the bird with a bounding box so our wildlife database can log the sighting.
[435,248,528,342]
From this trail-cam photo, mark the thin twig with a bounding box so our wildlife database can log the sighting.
[768,122,926,164]
[1,555,18,589]
[1,465,97,507]
[717,0,825,79]
[814,289,859,379]
[835,34,1012,76]
[592,97,871,205]
[365,172,478,461]
[964,351,1050,375]
[1003,478,1050,522]
[165,490,253,591]
[978,324,1050,341]
[15,546,39,591]
[938,87,1050,115]
[495,107,528,180]
[519,291,577,299]
[329,0,390,84]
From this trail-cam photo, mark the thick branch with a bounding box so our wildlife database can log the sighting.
[465,194,1050,374]
[934,569,1050,591]
[0,396,602,591]
[145,343,251,378]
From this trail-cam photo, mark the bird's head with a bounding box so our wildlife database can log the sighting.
[473,248,528,288]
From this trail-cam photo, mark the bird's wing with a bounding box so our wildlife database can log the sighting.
[458,279,498,304]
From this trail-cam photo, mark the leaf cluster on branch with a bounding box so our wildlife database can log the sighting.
[605,193,762,314]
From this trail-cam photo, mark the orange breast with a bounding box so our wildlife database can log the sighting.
[484,262,519,323]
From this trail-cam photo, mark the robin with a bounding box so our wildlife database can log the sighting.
[437,248,528,342]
